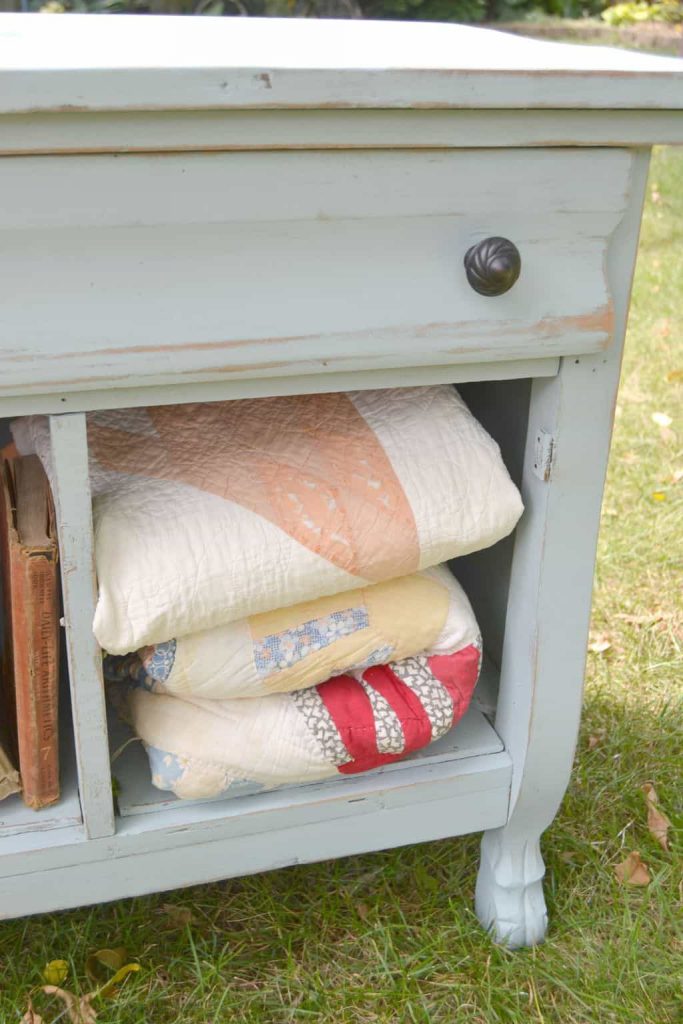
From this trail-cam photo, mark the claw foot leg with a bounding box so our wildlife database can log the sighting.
[475,828,548,948]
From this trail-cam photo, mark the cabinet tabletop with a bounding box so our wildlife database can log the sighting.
[1,13,682,114]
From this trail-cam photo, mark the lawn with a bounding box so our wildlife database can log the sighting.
[0,147,681,1024]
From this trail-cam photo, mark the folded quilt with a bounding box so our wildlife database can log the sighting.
[103,564,479,700]
[111,647,481,801]
[13,385,522,654]
[107,564,481,799]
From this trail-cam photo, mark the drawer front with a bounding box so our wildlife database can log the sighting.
[0,148,633,397]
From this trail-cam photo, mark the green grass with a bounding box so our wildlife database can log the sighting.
[1,147,681,1024]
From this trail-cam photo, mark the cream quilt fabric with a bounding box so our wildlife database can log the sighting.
[103,564,479,700]
[107,565,482,799]
[13,385,523,654]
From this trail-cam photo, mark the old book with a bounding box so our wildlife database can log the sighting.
[0,454,60,809]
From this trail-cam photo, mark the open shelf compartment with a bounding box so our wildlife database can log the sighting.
[109,658,503,820]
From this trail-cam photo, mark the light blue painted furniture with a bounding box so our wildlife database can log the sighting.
[0,13,681,945]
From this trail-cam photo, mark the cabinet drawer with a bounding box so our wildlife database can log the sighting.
[0,148,633,397]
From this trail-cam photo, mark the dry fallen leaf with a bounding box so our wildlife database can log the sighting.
[616,611,666,628]
[588,733,604,751]
[21,1000,44,1024]
[41,986,97,1024]
[158,903,197,929]
[614,851,651,886]
[559,850,579,864]
[642,783,671,852]
[666,369,683,383]
[651,188,661,204]
[657,319,671,338]
[588,633,612,654]
[356,902,370,921]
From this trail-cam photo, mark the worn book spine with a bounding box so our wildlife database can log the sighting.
[0,457,20,796]
[0,457,60,810]
[10,542,60,808]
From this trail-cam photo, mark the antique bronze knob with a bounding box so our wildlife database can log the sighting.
[464,236,521,297]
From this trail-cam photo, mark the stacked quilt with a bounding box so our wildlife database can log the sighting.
[13,385,523,800]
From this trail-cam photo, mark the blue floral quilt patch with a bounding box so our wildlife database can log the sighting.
[254,606,369,678]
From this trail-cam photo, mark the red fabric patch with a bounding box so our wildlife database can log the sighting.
[428,644,480,717]
[317,646,480,776]
[316,672,378,772]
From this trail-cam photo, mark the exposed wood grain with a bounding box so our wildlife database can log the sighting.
[0,149,631,397]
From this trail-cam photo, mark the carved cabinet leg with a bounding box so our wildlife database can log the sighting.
[469,153,651,949]
[475,828,547,948]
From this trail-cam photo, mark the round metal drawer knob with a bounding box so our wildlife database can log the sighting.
[464,236,521,297]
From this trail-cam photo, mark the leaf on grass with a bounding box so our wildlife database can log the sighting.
[158,903,197,929]
[615,611,665,627]
[642,783,671,852]
[652,412,673,428]
[21,999,44,1024]
[43,960,69,986]
[85,948,139,999]
[95,963,140,999]
[588,633,612,654]
[41,986,97,1024]
[672,468,683,485]
[614,851,651,886]
[651,491,667,502]
[356,902,370,921]
[666,369,683,383]
[588,733,604,750]
[657,319,671,338]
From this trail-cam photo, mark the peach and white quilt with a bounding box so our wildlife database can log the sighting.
[12,385,523,655]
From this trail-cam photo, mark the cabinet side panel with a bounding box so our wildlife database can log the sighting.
[452,377,531,671]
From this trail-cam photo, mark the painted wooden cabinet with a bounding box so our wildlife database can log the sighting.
[0,13,681,946]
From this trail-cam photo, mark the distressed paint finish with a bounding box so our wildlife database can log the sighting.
[1,16,682,113]
[0,357,560,419]
[0,16,680,944]
[48,414,115,841]
[475,148,651,947]
[0,748,513,918]
[0,149,631,397]
[2,110,683,157]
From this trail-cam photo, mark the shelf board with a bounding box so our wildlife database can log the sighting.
[111,660,503,819]
[0,698,82,838]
